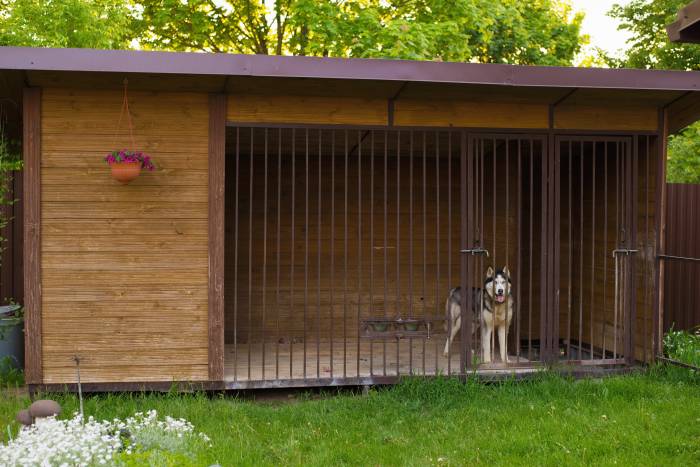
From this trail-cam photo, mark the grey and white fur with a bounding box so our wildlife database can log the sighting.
[443,266,514,363]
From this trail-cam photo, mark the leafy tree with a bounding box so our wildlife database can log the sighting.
[134,0,584,65]
[0,0,132,48]
[610,0,700,183]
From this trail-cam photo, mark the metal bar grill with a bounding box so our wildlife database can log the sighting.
[223,126,645,385]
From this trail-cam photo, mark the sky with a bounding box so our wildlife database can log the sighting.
[570,0,633,59]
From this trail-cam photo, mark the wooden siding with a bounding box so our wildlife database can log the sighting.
[227,95,388,126]
[226,95,658,132]
[554,105,659,131]
[394,100,549,129]
[40,88,209,384]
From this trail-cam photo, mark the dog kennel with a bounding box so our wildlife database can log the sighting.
[223,128,659,385]
[6,47,696,391]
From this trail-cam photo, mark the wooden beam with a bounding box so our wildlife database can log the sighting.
[654,109,668,358]
[23,87,41,384]
[208,94,226,381]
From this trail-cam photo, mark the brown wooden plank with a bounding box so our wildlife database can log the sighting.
[394,99,549,128]
[554,105,658,131]
[23,87,42,384]
[43,218,207,235]
[227,94,387,125]
[209,94,226,381]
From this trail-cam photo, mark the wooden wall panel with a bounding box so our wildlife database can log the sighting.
[394,100,549,129]
[40,88,209,384]
[227,95,387,126]
[554,105,658,131]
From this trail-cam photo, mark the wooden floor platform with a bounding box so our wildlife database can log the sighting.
[224,340,538,382]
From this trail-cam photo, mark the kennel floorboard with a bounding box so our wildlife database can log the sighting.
[224,340,537,382]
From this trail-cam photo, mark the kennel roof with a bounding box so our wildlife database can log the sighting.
[2,46,700,132]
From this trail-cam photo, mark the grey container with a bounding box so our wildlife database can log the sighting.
[0,305,24,369]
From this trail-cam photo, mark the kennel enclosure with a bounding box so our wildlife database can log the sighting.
[2,47,699,391]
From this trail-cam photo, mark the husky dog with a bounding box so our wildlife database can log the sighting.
[443,267,514,363]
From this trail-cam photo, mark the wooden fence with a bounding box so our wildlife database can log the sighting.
[664,183,700,332]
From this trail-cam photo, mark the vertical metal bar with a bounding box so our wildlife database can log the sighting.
[248,128,254,380]
[528,141,533,361]
[304,129,309,380]
[409,130,414,374]
[614,141,620,360]
[552,135,561,362]
[344,129,348,378]
[578,141,583,360]
[627,138,638,364]
[516,139,522,363]
[383,130,388,376]
[370,130,375,376]
[435,131,441,375]
[460,131,470,373]
[422,131,427,375]
[447,132,453,375]
[357,130,362,378]
[540,134,550,362]
[330,130,336,378]
[505,137,510,365]
[567,140,572,360]
[276,128,281,380]
[479,138,485,364]
[317,130,322,379]
[492,137,497,362]
[590,142,596,359]
[262,129,268,379]
[233,127,240,382]
[603,141,608,359]
[644,136,650,362]
[290,128,296,379]
[396,130,401,376]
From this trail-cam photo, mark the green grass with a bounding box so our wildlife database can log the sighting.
[664,326,700,367]
[1,368,699,466]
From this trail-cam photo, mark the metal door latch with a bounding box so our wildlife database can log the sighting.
[612,248,639,258]
[461,247,490,257]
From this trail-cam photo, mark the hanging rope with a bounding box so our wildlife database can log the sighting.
[111,78,137,150]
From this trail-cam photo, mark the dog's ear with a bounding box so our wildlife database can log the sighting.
[503,266,510,277]
[486,266,494,278]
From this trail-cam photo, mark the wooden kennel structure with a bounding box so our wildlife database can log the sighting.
[2,47,700,391]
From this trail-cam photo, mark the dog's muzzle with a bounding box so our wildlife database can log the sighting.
[495,292,505,303]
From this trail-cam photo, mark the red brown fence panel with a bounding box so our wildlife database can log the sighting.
[664,183,700,332]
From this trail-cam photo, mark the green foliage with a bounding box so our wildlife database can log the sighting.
[610,1,700,183]
[2,371,698,464]
[609,0,700,70]
[0,0,132,48]
[134,0,584,64]
[0,120,20,283]
[0,356,23,388]
[668,121,700,183]
[664,326,700,367]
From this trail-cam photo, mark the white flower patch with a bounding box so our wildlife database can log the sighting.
[0,410,211,467]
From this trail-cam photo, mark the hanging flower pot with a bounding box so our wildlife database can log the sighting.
[104,79,156,185]
[104,150,155,185]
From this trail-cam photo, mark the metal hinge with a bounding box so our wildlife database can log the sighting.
[461,247,490,257]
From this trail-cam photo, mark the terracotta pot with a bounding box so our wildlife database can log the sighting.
[110,161,142,184]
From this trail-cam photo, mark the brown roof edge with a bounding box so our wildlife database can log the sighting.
[667,0,700,43]
[1,46,700,91]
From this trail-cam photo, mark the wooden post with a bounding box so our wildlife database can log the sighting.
[208,94,226,381]
[23,87,41,385]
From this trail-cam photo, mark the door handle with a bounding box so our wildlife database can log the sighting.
[461,247,490,257]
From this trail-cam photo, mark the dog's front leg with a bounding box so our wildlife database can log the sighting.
[498,325,508,363]
[481,323,492,363]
